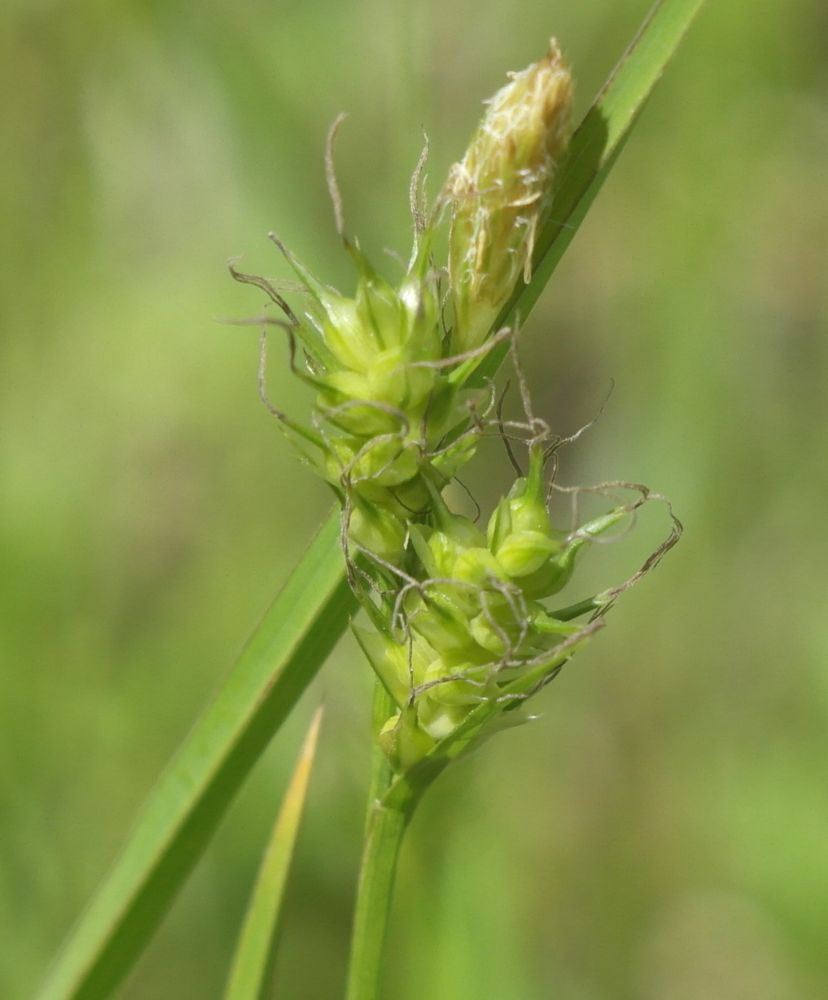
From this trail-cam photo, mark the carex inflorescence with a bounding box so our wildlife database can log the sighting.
[234,41,680,774]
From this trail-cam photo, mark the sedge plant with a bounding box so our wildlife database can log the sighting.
[36,4,703,998]
[236,37,681,1000]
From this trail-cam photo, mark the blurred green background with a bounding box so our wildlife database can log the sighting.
[2,1,827,997]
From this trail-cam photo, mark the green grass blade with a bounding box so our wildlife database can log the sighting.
[223,707,324,1000]
[474,0,705,382]
[39,5,703,996]
[37,510,355,1000]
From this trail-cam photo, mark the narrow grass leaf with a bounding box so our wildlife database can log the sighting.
[224,707,324,1000]
[474,0,706,382]
[37,511,354,1000]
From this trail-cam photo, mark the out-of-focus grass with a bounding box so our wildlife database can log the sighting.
[2,2,826,998]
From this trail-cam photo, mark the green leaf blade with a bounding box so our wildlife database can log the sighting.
[37,511,355,1000]
[476,0,706,381]
[224,707,324,1000]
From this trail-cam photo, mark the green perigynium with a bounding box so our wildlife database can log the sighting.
[270,232,477,526]
[353,446,636,770]
[237,40,678,775]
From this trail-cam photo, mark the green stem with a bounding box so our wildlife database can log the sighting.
[346,682,418,1000]
[345,785,416,1000]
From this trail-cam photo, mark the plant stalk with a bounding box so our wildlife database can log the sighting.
[345,785,416,1000]
[345,682,417,1000]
